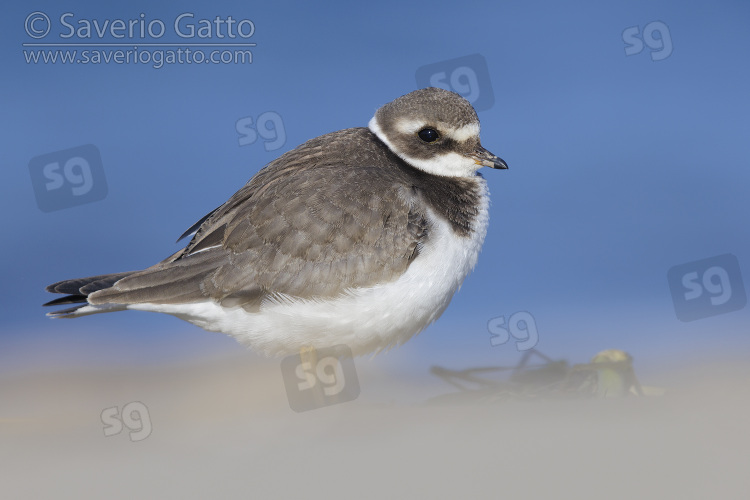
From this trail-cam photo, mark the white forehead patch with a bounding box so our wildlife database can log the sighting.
[450,122,481,142]
[392,119,480,142]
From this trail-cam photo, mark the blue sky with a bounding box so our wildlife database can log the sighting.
[2,0,749,374]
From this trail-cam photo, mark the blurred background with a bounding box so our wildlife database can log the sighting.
[2,0,749,498]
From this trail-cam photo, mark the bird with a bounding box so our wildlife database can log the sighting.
[44,87,508,357]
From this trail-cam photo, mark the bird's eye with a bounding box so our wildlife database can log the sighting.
[417,128,440,143]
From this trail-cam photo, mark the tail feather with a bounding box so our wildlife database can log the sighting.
[46,272,137,295]
[43,294,87,307]
[44,250,228,318]
[44,271,138,317]
[46,304,97,317]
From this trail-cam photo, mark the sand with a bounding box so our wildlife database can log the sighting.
[2,349,749,499]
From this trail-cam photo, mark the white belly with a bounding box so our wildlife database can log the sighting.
[132,180,491,357]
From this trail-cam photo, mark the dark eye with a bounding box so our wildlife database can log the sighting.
[417,128,440,143]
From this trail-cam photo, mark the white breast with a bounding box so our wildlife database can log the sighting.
[130,179,491,357]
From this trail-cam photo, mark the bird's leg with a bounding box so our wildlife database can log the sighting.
[299,346,327,407]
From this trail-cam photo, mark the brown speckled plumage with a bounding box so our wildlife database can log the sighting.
[48,127,483,312]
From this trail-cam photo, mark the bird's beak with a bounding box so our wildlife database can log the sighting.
[468,146,508,170]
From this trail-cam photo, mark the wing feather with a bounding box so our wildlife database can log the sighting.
[46,128,430,313]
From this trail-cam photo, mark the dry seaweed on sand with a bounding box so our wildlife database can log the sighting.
[428,349,664,405]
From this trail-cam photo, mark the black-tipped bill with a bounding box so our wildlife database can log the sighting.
[469,147,508,170]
